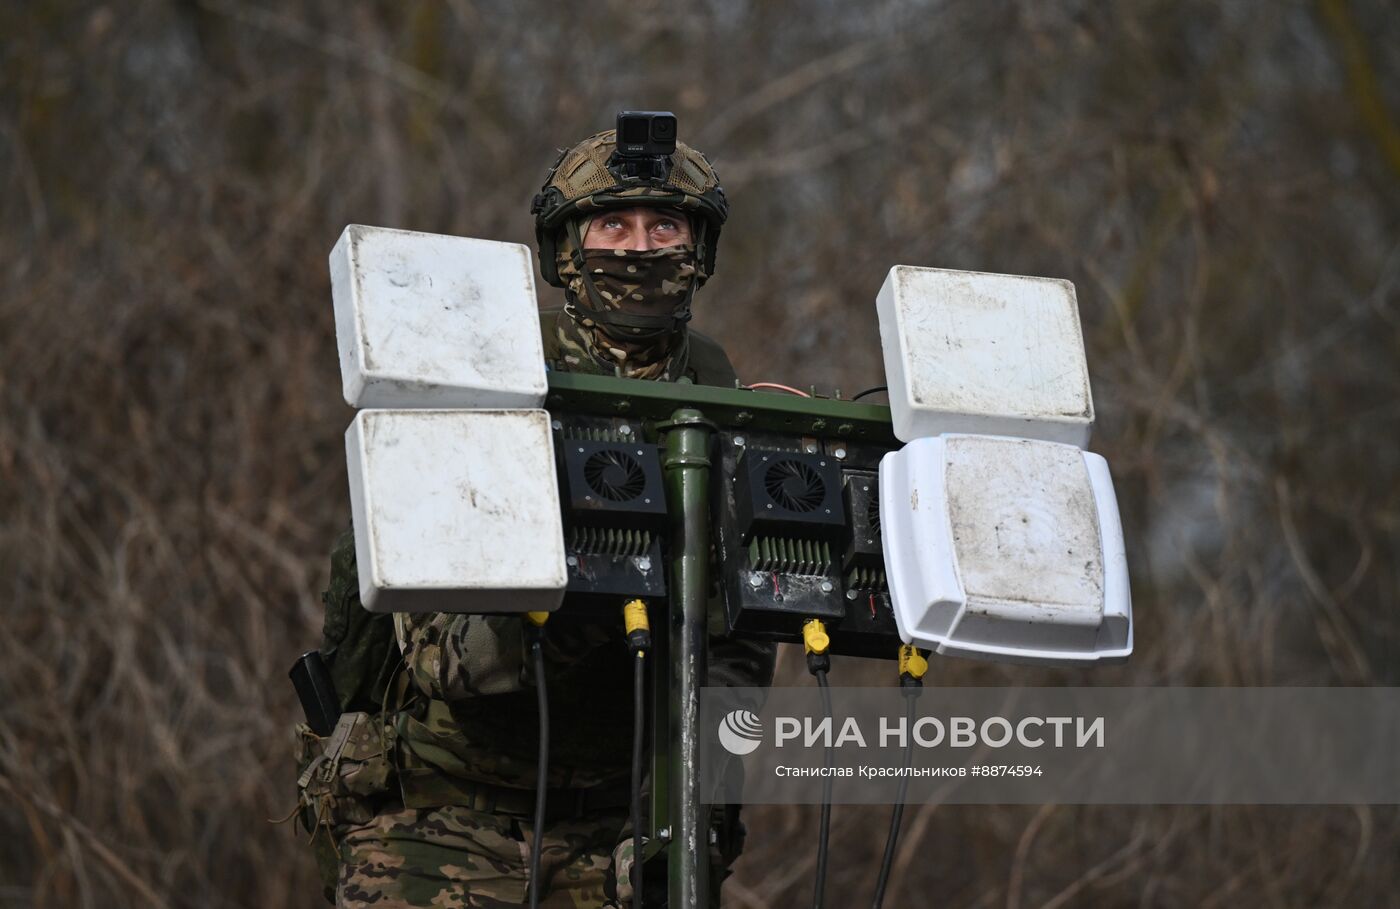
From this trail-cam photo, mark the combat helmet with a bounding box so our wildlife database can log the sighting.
[531,112,729,340]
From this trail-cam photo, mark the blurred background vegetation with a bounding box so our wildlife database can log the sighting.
[2,0,1398,906]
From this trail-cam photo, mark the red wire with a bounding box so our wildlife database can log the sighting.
[744,382,811,398]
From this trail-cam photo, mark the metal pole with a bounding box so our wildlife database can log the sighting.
[661,407,712,909]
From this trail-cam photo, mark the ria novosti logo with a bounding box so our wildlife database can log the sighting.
[717,709,764,755]
[716,709,1105,755]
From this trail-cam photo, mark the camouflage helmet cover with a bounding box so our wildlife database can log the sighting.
[531,128,729,288]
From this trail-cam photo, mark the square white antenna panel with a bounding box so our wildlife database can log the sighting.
[345,409,567,614]
[876,266,1094,446]
[330,224,548,409]
[879,434,1131,666]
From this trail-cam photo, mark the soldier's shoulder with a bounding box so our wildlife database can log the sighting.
[687,325,738,388]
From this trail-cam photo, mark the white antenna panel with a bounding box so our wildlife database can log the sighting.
[876,265,1094,446]
[345,409,567,614]
[879,434,1131,666]
[330,224,548,409]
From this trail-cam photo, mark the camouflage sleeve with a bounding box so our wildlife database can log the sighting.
[396,611,619,702]
[396,612,531,700]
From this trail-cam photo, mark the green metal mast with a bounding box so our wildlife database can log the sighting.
[546,370,895,907]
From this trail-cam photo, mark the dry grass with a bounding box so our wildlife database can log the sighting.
[2,1,1398,906]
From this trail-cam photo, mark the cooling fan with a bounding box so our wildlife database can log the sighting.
[560,439,666,530]
[584,449,648,502]
[732,448,845,543]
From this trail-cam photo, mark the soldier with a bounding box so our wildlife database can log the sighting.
[299,125,778,908]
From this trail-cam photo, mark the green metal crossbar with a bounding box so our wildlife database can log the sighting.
[545,371,898,446]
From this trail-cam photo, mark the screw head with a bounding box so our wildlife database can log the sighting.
[749,573,764,589]
[619,424,632,435]
[566,555,578,567]
[834,447,847,459]
[845,589,858,601]
[551,420,563,431]
[820,580,834,593]
[637,557,652,571]
[805,443,819,453]
[733,435,746,447]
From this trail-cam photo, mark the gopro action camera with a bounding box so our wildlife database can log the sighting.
[610,110,677,182]
[616,110,677,157]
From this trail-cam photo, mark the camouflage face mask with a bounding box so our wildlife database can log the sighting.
[574,244,698,317]
[554,216,701,378]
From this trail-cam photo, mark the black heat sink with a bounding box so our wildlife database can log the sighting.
[842,470,884,574]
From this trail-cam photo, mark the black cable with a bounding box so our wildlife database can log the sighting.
[813,669,833,909]
[631,649,646,907]
[852,385,888,401]
[530,638,549,909]
[871,682,919,909]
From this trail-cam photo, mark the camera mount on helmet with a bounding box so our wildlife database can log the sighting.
[608,111,678,184]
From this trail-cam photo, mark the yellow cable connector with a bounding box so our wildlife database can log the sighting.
[525,611,550,627]
[623,598,651,655]
[623,599,649,635]
[802,618,830,656]
[898,644,928,680]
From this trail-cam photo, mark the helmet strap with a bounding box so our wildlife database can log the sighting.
[694,220,711,282]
